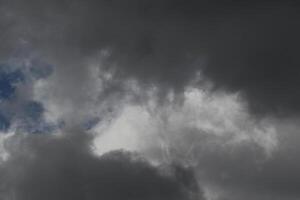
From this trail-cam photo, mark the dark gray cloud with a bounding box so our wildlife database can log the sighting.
[1,0,300,115]
[198,143,300,200]
[1,1,300,200]
[162,126,300,200]
[132,123,299,200]
[0,130,202,200]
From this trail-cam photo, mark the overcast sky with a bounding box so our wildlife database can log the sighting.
[0,1,300,200]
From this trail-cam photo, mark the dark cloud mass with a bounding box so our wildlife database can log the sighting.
[0,132,201,200]
[1,0,300,115]
[0,1,300,200]
[197,138,300,200]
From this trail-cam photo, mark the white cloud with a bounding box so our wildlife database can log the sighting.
[92,87,278,163]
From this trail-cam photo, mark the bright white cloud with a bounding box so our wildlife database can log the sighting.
[92,87,278,163]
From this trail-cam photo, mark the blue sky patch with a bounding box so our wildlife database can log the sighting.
[0,55,56,134]
[0,62,54,133]
[0,64,24,100]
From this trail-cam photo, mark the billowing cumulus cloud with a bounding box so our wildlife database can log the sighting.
[93,87,278,158]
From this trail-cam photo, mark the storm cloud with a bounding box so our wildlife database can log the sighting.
[1,0,300,115]
[0,130,201,200]
[0,1,300,200]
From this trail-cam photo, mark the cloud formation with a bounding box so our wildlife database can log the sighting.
[0,131,201,200]
[0,1,300,200]
[1,0,300,115]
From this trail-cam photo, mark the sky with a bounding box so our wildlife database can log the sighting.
[0,0,300,200]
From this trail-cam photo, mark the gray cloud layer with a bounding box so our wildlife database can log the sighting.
[0,130,202,200]
[1,0,300,115]
[1,0,300,114]
[0,1,300,200]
